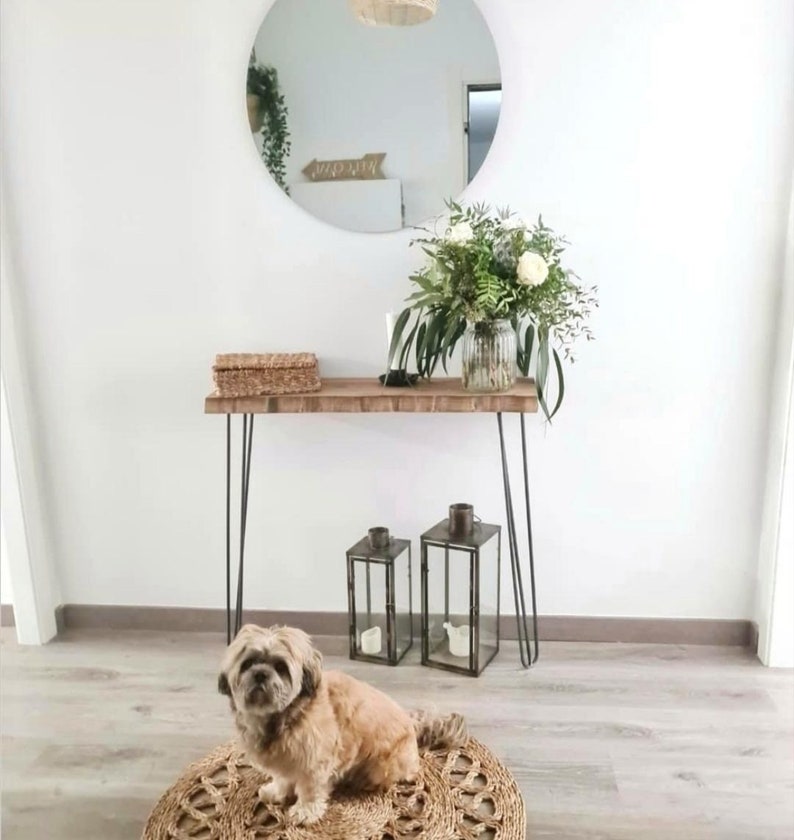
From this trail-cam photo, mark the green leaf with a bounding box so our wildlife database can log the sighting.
[414,321,427,373]
[399,314,421,371]
[448,319,466,366]
[517,322,535,376]
[412,273,435,293]
[430,311,452,371]
[550,347,565,419]
[537,335,551,421]
[386,308,411,373]
[427,312,447,377]
[440,315,464,373]
[419,313,440,375]
[525,323,535,365]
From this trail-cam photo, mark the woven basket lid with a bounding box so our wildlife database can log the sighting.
[142,737,526,839]
[214,353,317,371]
[349,0,438,26]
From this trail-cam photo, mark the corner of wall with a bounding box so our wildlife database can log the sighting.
[755,169,794,666]
[0,191,62,643]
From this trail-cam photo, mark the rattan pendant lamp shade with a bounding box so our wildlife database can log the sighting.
[349,0,438,26]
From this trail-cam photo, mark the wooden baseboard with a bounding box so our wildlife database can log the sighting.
[749,621,760,654]
[55,605,753,646]
[0,604,14,627]
[0,604,65,633]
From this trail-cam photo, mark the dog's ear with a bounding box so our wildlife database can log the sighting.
[300,648,322,698]
[217,672,231,696]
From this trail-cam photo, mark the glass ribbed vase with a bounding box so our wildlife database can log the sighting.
[461,319,517,393]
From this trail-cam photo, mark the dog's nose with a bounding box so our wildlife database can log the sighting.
[254,671,268,685]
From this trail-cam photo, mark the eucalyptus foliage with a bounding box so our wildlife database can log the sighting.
[386,201,597,420]
[247,62,291,193]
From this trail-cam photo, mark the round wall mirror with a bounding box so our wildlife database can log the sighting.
[247,0,502,233]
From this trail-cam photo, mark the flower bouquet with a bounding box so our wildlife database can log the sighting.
[385,201,597,420]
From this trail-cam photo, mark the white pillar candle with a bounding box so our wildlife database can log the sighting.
[444,622,471,657]
[385,312,403,369]
[360,626,382,655]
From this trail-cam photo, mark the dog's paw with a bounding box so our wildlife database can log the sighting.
[257,779,287,804]
[288,799,326,825]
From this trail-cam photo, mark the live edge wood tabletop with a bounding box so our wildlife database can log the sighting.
[205,375,541,666]
[204,376,538,415]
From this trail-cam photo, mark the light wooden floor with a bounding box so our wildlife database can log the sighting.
[1,629,793,840]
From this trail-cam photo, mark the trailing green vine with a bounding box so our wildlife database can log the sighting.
[247,62,291,193]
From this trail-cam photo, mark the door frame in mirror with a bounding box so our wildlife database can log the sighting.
[463,82,502,186]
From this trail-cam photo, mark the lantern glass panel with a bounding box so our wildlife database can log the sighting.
[353,559,389,660]
[393,550,412,661]
[424,544,474,669]
[477,533,500,668]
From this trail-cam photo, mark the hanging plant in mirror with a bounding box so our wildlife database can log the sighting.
[246,61,291,193]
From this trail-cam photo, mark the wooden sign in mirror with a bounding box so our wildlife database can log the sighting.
[302,153,387,182]
[247,0,501,233]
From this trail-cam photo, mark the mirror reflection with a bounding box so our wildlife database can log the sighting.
[467,85,501,184]
[247,0,501,232]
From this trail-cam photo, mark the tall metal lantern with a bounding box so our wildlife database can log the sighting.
[420,504,501,677]
[346,527,412,665]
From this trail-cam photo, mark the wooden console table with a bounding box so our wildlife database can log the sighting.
[205,378,540,667]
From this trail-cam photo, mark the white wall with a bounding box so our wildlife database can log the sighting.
[756,180,794,666]
[0,520,12,606]
[1,193,61,642]
[767,389,794,665]
[254,0,499,226]
[0,0,792,620]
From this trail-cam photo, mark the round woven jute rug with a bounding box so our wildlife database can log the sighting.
[142,738,525,840]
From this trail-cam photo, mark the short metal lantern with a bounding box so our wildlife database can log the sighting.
[346,526,413,665]
[420,504,501,677]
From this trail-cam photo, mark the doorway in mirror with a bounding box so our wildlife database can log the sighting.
[466,84,502,184]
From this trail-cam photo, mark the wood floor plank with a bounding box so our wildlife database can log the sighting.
[1,629,792,839]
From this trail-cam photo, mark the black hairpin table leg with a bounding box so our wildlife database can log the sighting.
[520,413,540,663]
[226,415,231,644]
[497,412,540,667]
[225,414,255,644]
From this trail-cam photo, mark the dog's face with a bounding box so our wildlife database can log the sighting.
[218,624,322,717]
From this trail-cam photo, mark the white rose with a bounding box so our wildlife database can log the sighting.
[446,221,474,244]
[501,215,526,231]
[517,251,549,286]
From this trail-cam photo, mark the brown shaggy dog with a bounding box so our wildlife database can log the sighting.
[218,624,466,825]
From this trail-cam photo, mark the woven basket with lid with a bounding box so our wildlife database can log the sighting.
[213,353,320,397]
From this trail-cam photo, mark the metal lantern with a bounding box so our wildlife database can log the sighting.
[420,504,501,677]
[346,527,413,665]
